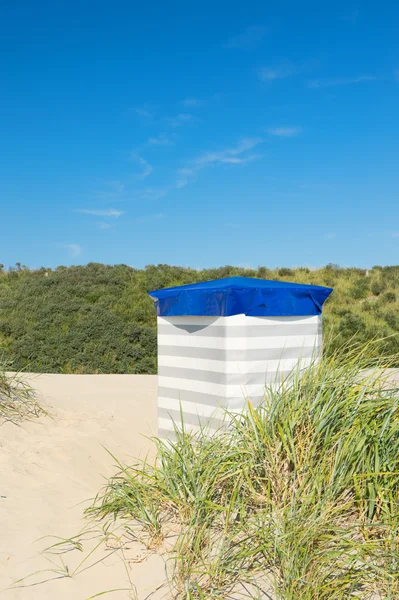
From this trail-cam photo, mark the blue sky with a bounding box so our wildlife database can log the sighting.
[1,1,398,269]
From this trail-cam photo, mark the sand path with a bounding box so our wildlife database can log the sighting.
[0,374,168,600]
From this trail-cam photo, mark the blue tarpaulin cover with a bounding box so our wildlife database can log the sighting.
[149,276,333,317]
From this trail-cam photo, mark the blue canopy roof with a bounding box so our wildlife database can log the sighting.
[149,276,333,317]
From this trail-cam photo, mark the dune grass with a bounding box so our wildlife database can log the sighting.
[87,341,399,599]
[0,358,43,423]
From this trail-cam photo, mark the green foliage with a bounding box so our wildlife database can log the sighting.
[349,277,369,299]
[277,267,294,277]
[0,262,399,373]
[371,278,386,296]
[383,290,396,303]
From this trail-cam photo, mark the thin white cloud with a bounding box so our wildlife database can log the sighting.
[257,61,297,82]
[77,208,124,217]
[177,137,264,188]
[135,106,154,120]
[133,212,164,224]
[267,127,303,137]
[392,232,399,238]
[97,222,113,230]
[224,25,267,50]
[63,244,81,257]
[308,75,378,88]
[90,180,125,201]
[180,94,222,108]
[166,113,194,127]
[100,180,125,194]
[136,187,170,201]
[176,168,194,189]
[182,97,203,107]
[130,154,153,178]
[147,134,173,146]
[324,233,337,240]
[195,137,263,164]
[258,60,319,83]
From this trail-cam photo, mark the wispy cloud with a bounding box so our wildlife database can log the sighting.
[224,25,267,50]
[130,154,153,178]
[257,61,297,82]
[147,134,173,146]
[176,169,195,189]
[392,232,399,238]
[258,60,319,83]
[182,97,204,107]
[101,180,124,194]
[308,75,378,88]
[97,222,113,230]
[133,212,164,225]
[136,187,170,201]
[267,127,303,137]
[77,208,124,217]
[180,93,222,108]
[90,180,125,201]
[324,233,337,240]
[63,244,82,257]
[135,106,154,121]
[177,137,264,188]
[166,113,194,127]
[195,138,263,165]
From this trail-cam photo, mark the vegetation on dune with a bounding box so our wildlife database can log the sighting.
[0,262,399,373]
[0,358,43,423]
[88,343,399,599]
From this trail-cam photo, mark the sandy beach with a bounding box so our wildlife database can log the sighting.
[0,374,168,600]
[2,370,399,599]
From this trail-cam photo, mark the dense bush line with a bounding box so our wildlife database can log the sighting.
[0,262,398,373]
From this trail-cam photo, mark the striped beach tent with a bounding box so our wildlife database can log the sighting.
[149,277,333,440]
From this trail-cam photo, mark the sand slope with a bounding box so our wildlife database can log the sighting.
[0,374,168,599]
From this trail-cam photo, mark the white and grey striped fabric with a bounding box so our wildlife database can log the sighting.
[157,314,322,440]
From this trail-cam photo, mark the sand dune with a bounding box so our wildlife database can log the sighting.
[0,374,168,600]
[3,370,398,599]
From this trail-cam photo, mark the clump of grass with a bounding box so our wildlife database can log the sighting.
[88,341,399,599]
[0,358,44,423]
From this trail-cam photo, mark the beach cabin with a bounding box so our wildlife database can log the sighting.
[149,277,332,440]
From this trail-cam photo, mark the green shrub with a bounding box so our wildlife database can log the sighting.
[277,267,294,277]
[384,310,399,330]
[383,291,397,303]
[362,299,378,312]
[257,266,273,279]
[371,279,386,296]
[349,277,369,299]
[338,313,366,336]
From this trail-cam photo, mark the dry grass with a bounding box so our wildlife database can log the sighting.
[0,359,44,424]
[83,341,399,599]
